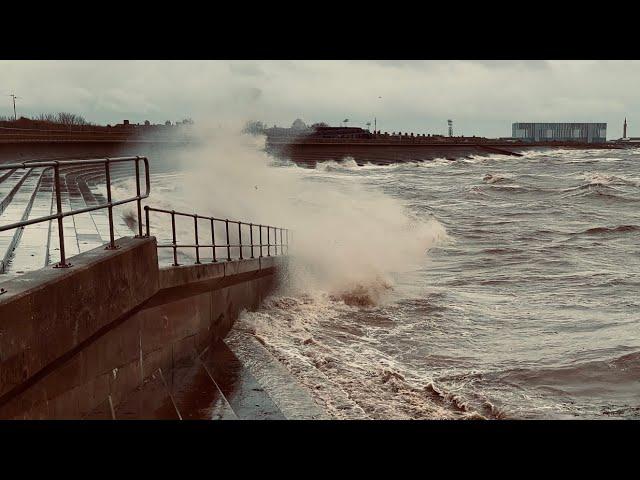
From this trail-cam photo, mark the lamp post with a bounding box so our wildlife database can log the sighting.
[8,94,20,120]
[374,96,382,136]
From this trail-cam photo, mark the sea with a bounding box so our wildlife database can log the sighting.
[143,145,640,419]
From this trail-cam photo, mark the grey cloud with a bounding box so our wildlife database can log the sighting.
[366,60,550,71]
[229,62,266,77]
[0,60,635,138]
[470,60,551,69]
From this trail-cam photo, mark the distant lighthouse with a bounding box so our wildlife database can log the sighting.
[623,117,628,138]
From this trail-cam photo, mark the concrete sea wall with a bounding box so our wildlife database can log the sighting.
[0,236,283,419]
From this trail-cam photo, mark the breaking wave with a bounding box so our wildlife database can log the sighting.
[236,294,493,419]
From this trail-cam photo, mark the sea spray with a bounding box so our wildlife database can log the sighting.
[157,123,450,302]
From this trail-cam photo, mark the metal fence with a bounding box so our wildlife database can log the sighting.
[0,155,289,272]
[0,156,150,268]
[144,206,289,267]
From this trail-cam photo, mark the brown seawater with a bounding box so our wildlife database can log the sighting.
[142,146,640,419]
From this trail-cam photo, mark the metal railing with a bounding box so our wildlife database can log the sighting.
[0,156,150,268]
[144,206,289,266]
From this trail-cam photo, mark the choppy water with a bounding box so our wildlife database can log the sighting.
[151,147,640,419]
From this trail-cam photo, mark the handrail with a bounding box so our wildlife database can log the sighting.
[144,206,289,266]
[0,156,289,272]
[0,156,150,268]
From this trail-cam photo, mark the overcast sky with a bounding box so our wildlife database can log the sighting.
[1,60,637,138]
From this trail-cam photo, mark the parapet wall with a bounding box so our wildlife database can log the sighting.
[0,237,283,419]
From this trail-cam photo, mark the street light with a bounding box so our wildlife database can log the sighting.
[8,94,21,120]
[374,96,382,136]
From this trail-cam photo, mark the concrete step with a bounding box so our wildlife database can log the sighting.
[2,164,139,275]
[164,356,237,420]
[83,334,329,421]
[66,170,105,253]
[97,339,289,420]
[47,167,103,265]
[85,179,136,241]
[230,330,368,419]
[0,168,45,274]
[4,171,54,274]
[198,340,286,420]
[0,168,16,184]
[0,169,31,215]
[84,351,240,420]
[226,330,330,420]
[46,174,80,265]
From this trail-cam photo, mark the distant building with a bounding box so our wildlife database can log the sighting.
[264,123,370,140]
[512,123,607,143]
[291,119,308,130]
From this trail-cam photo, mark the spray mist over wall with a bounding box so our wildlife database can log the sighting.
[123,121,448,303]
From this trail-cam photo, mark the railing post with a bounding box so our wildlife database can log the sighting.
[53,163,71,268]
[104,159,118,250]
[171,210,179,266]
[274,227,278,255]
[249,223,254,259]
[267,226,270,257]
[145,205,150,237]
[259,225,263,258]
[225,219,231,261]
[194,215,201,264]
[210,218,217,262]
[238,222,243,260]
[135,156,143,238]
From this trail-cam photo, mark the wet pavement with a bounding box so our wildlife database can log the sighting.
[0,164,136,277]
[165,357,237,420]
[199,340,286,420]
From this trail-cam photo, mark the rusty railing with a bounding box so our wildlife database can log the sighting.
[0,156,150,268]
[144,206,289,266]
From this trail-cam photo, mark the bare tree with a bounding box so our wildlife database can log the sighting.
[35,113,57,123]
[55,112,91,126]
